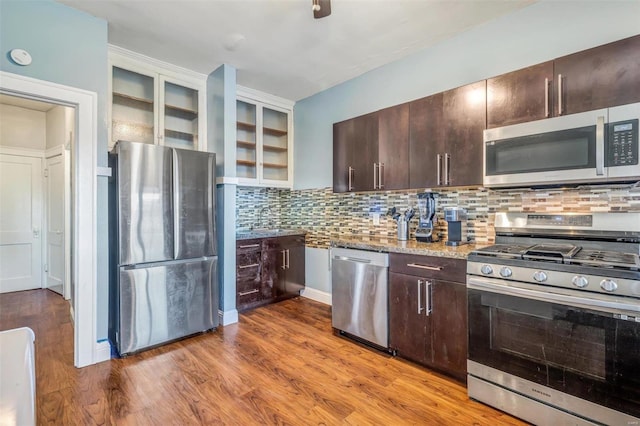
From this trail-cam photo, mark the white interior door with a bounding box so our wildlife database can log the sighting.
[0,154,43,293]
[45,154,65,295]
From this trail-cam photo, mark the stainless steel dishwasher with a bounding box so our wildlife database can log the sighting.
[331,247,389,349]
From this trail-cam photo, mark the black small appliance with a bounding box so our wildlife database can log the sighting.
[416,192,437,242]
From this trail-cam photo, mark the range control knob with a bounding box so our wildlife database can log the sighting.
[572,276,589,288]
[499,267,512,278]
[480,265,493,275]
[533,271,548,282]
[600,279,618,292]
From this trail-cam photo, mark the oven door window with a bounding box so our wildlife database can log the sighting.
[468,289,640,418]
[485,126,596,176]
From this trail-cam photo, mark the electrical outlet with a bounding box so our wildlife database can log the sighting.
[372,213,380,225]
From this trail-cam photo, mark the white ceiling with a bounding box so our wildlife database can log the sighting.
[58,0,535,101]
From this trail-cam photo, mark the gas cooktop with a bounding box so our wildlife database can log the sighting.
[472,243,640,271]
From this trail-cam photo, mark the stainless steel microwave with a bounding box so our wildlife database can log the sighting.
[483,102,640,188]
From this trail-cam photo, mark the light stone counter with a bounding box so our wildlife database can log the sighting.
[236,228,307,240]
[331,236,488,259]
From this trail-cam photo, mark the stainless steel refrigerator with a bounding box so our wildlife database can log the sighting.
[108,141,218,356]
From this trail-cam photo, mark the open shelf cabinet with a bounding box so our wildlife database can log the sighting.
[236,89,294,188]
[109,49,206,151]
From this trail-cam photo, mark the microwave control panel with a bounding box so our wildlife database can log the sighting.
[607,119,638,166]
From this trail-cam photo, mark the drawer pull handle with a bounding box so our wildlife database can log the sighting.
[239,289,259,296]
[238,243,260,249]
[407,263,443,271]
[238,263,259,269]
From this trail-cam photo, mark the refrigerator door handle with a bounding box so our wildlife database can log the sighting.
[172,150,181,259]
[122,256,213,270]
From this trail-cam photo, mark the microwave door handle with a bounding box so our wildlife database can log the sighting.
[596,116,605,176]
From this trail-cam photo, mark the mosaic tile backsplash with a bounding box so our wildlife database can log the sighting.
[236,184,640,249]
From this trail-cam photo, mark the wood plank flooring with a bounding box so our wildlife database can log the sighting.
[0,289,527,425]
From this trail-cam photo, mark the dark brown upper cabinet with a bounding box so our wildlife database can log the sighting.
[377,104,409,190]
[487,35,640,128]
[554,34,640,116]
[333,112,378,192]
[487,61,554,129]
[333,105,409,193]
[408,82,485,189]
[442,81,486,187]
[409,93,444,189]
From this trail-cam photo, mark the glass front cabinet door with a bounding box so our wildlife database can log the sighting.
[109,51,206,151]
[236,91,294,188]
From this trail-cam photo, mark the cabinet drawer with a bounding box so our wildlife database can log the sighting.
[389,253,466,282]
[237,287,261,306]
[237,277,261,295]
[237,251,261,279]
[236,238,262,253]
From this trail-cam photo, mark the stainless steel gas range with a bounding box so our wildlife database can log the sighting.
[466,212,640,425]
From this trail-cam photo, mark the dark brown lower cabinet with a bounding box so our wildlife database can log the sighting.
[236,235,305,312]
[389,253,467,382]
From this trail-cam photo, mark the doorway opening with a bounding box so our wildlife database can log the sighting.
[1,71,102,367]
[0,94,73,301]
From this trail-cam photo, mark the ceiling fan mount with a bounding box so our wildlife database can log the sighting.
[312,0,331,19]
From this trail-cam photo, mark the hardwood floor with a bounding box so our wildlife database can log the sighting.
[0,289,526,425]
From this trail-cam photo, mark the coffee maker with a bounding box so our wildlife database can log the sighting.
[416,192,437,243]
[444,207,468,246]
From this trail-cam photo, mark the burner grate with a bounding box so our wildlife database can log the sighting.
[568,250,640,270]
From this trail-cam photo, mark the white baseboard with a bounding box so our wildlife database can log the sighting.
[300,287,332,305]
[219,309,239,326]
[94,340,112,363]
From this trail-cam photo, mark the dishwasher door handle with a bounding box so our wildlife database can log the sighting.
[333,256,372,264]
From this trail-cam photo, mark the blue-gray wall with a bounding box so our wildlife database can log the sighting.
[293,1,640,189]
[209,64,239,323]
[1,0,110,338]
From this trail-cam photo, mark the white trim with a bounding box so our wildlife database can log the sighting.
[216,176,239,185]
[0,146,44,158]
[219,309,239,326]
[0,71,99,368]
[44,145,64,158]
[109,45,207,82]
[237,85,295,109]
[300,287,332,305]
[96,167,112,177]
[94,340,111,363]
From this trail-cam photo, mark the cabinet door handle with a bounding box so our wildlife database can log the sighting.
[239,289,259,296]
[444,153,450,186]
[238,244,260,249]
[379,163,385,189]
[348,166,354,191]
[436,154,442,186]
[286,249,290,269]
[238,263,259,269]
[281,250,286,270]
[425,280,432,316]
[407,263,443,271]
[557,74,563,115]
[544,77,550,118]
[596,116,605,176]
[417,279,424,315]
[373,162,378,189]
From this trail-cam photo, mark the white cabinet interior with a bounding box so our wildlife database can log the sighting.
[236,89,294,188]
[109,48,206,151]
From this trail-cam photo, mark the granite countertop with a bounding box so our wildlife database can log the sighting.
[236,228,307,240]
[331,236,487,259]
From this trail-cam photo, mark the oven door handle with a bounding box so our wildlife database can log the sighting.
[467,276,640,316]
